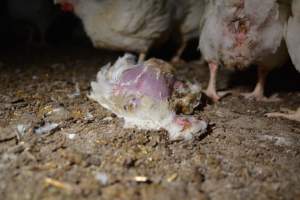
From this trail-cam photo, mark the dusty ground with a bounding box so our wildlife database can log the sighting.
[0,46,300,200]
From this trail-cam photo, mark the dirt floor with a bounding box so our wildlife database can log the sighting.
[0,46,300,200]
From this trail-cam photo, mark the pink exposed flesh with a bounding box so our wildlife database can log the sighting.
[235,32,246,46]
[118,66,174,101]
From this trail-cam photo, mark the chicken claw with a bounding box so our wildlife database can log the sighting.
[265,108,300,122]
[204,62,231,102]
[241,66,280,102]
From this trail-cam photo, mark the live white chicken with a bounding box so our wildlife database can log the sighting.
[266,0,300,122]
[199,0,290,102]
[54,0,173,62]
[89,54,207,140]
[171,0,206,63]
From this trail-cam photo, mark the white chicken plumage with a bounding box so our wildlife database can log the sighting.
[199,0,290,102]
[266,0,300,122]
[55,0,173,62]
[286,0,300,73]
[89,54,207,140]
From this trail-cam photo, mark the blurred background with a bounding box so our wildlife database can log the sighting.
[0,0,89,48]
[0,0,202,61]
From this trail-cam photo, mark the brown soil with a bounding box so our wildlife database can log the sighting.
[0,46,299,200]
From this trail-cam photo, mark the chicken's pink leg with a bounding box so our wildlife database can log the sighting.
[171,41,187,64]
[204,62,221,102]
[242,66,280,101]
[138,53,146,64]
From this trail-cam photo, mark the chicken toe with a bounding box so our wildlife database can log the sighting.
[204,62,229,102]
[241,66,280,102]
[265,108,300,122]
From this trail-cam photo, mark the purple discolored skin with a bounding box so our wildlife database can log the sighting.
[116,65,175,101]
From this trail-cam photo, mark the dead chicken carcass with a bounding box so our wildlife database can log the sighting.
[266,0,300,122]
[54,0,173,63]
[199,0,290,102]
[89,54,207,140]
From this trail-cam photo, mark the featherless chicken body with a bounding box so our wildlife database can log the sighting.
[89,54,207,140]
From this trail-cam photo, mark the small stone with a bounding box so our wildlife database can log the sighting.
[95,172,109,185]
[16,124,30,137]
[68,133,76,140]
[84,112,94,121]
[102,117,113,121]
[134,176,149,183]
[34,122,59,135]
[167,173,178,182]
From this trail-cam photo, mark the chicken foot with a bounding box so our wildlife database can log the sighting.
[265,107,300,122]
[241,66,280,102]
[204,62,231,102]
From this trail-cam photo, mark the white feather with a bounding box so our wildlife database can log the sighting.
[71,0,172,53]
[89,54,207,140]
[286,0,300,72]
[199,0,289,69]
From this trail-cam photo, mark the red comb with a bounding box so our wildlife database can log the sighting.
[61,2,74,12]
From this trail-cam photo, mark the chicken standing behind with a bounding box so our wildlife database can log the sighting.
[171,0,206,63]
[266,0,300,122]
[199,0,290,102]
[55,0,173,63]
